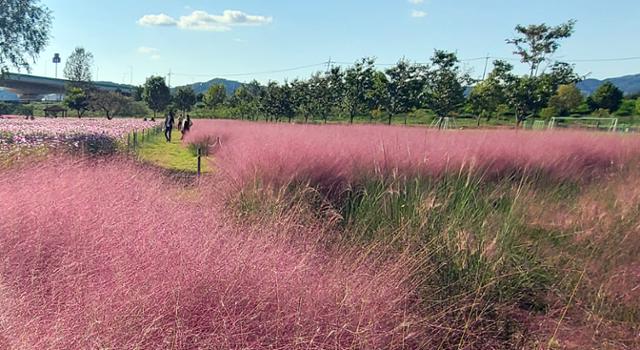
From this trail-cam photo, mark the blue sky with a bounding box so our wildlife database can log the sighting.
[28,0,640,86]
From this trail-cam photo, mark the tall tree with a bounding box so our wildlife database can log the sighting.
[0,0,52,73]
[142,76,170,120]
[366,71,390,122]
[231,86,259,120]
[262,81,294,122]
[291,79,313,123]
[506,20,576,77]
[174,86,196,117]
[132,86,144,101]
[326,67,345,120]
[588,82,624,113]
[203,84,227,110]
[64,87,89,117]
[308,73,332,124]
[343,58,376,123]
[548,84,583,116]
[423,50,471,128]
[89,90,131,120]
[385,59,425,125]
[64,47,93,84]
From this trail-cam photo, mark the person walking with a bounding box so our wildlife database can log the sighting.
[177,114,185,132]
[164,110,175,142]
[181,114,193,140]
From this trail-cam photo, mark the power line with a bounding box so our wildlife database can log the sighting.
[171,62,328,79]
[562,56,640,63]
[167,55,639,82]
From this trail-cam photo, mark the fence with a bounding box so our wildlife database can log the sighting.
[125,125,203,176]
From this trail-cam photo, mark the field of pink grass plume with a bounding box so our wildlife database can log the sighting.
[0,158,424,349]
[185,120,640,189]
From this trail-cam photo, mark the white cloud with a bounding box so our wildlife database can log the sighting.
[137,46,161,60]
[409,0,424,4]
[137,46,159,54]
[411,10,427,18]
[137,14,177,27]
[137,10,272,32]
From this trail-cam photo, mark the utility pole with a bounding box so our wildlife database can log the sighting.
[481,54,490,80]
[326,57,333,73]
[167,69,172,88]
[129,66,133,85]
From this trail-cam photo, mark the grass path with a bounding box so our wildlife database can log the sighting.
[137,132,209,173]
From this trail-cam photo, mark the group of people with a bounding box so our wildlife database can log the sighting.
[164,111,193,142]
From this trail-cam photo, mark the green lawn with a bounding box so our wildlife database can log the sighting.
[137,133,209,174]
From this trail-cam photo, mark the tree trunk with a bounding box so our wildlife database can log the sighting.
[404,114,407,125]
[388,114,392,125]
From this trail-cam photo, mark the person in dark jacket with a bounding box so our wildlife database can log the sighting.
[164,110,175,142]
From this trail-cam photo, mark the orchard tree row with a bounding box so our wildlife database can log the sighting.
[136,20,635,126]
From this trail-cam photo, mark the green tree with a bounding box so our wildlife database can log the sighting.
[424,50,471,128]
[588,82,623,113]
[385,59,425,125]
[262,81,294,122]
[291,79,314,123]
[548,84,583,116]
[142,76,170,119]
[231,85,259,120]
[468,61,513,126]
[614,99,636,117]
[203,84,227,110]
[367,71,390,122]
[132,86,144,101]
[64,47,93,84]
[0,0,51,73]
[89,90,131,120]
[308,73,332,124]
[343,58,376,123]
[64,87,89,117]
[174,86,196,117]
[636,98,640,116]
[506,20,576,77]
[325,67,345,120]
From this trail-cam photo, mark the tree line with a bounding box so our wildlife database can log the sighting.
[135,19,637,126]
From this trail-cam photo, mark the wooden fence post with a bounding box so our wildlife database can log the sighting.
[197,147,202,176]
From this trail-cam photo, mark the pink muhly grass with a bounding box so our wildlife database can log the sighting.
[185,120,640,190]
[0,159,422,349]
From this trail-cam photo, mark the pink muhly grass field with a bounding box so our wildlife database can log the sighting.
[185,120,640,188]
[0,159,421,349]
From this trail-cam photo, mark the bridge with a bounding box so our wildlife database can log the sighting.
[0,73,134,101]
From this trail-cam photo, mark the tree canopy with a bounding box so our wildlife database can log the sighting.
[588,82,624,113]
[143,76,171,119]
[0,0,52,73]
[64,47,94,83]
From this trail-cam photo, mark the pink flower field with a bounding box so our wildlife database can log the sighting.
[185,120,640,188]
[0,116,159,150]
[0,159,423,349]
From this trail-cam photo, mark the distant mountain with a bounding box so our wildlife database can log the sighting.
[176,78,243,96]
[577,73,640,96]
